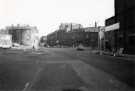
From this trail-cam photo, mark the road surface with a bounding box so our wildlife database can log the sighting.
[0,48,134,91]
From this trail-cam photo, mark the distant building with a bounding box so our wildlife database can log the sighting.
[47,26,99,48]
[59,23,83,32]
[0,29,8,34]
[105,0,135,54]
[84,27,99,32]
[6,24,39,47]
[39,36,47,47]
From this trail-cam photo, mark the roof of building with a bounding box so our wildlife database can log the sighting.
[84,27,99,32]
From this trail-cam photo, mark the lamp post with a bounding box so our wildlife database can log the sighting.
[98,27,105,55]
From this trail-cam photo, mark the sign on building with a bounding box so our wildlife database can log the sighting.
[105,23,120,31]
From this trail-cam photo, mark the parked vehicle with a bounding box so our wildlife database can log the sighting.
[76,44,85,51]
[12,43,20,47]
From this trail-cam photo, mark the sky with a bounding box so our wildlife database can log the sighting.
[0,0,114,36]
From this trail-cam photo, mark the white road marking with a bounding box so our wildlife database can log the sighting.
[22,60,131,91]
[22,67,43,91]
[71,61,129,90]
[23,82,30,91]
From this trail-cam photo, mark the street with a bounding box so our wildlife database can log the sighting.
[0,48,134,91]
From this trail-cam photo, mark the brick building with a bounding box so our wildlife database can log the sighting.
[47,25,99,48]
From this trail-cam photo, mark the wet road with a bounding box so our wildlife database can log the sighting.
[0,48,134,91]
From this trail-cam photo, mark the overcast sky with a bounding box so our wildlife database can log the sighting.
[0,0,114,36]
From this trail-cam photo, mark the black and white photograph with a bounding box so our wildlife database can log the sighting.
[0,0,134,91]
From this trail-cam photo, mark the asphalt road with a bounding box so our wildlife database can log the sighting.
[0,48,134,91]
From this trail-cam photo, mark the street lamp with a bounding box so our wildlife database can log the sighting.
[98,27,105,55]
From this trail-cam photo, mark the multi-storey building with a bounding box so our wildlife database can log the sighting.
[47,26,99,48]
[105,0,135,54]
[59,23,83,32]
[6,24,39,47]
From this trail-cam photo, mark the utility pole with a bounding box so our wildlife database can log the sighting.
[98,27,105,55]
[70,23,72,31]
[95,21,97,28]
[98,27,102,55]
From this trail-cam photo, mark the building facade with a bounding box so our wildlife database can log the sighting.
[105,0,135,54]
[6,24,39,47]
[59,23,83,32]
[47,26,99,48]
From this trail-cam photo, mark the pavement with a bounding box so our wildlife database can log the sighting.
[87,49,135,61]
[0,47,134,91]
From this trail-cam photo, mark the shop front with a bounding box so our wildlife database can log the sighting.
[105,23,120,52]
